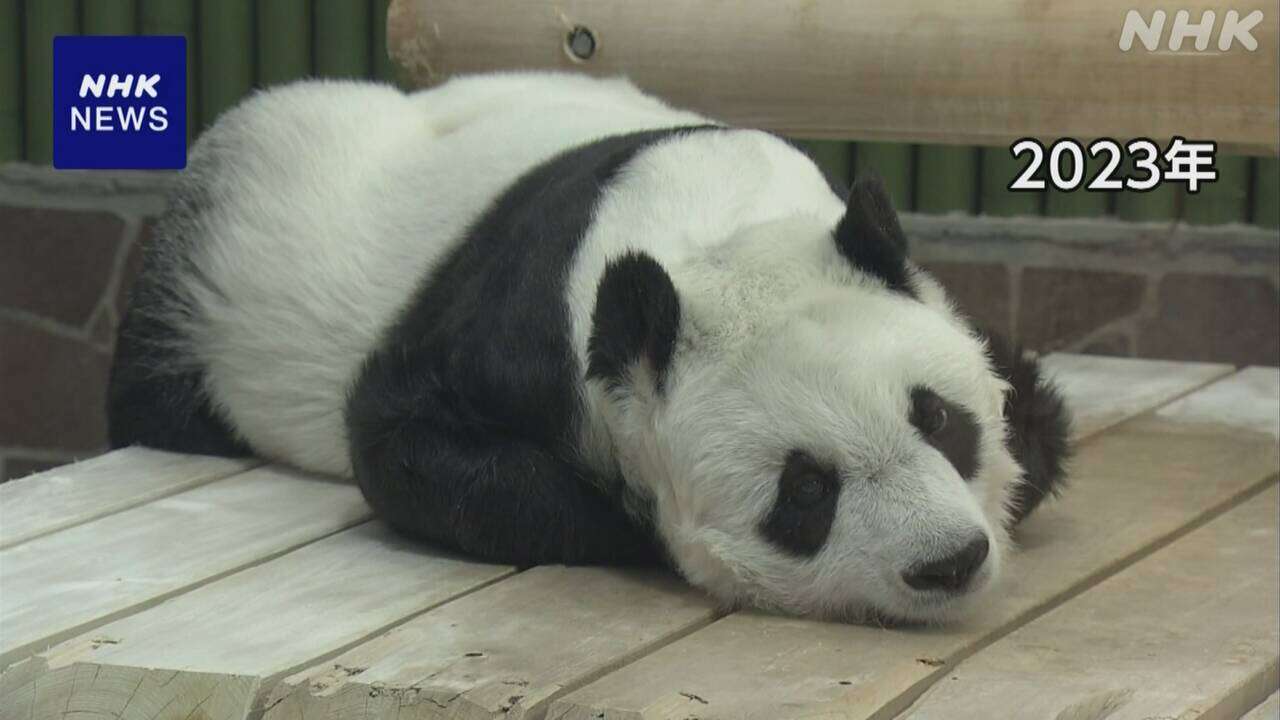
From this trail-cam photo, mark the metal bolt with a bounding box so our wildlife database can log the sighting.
[566,26,596,60]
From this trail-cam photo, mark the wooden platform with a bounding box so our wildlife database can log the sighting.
[0,354,1276,719]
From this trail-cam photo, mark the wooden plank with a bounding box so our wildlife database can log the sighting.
[1185,155,1251,226]
[23,0,77,164]
[0,447,256,550]
[902,484,1279,720]
[1156,366,1280,440]
[980,147,1041,217]
[0,466,369,670]
[1244,691,1280,720]
[0,0,21,161]
[199,0,254,129]
[547,371,1280,720]
[257,0,312,87]
[314,0,371,78]
[386,0,1280,154]
[0,523,514,720]
[1039,353,1234,440]
[264,566,717,720]
[915,146,977,215]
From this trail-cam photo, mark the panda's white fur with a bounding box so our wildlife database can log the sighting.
[114,72,1057,624]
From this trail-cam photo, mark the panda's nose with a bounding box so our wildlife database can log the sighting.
[902,536,989,592]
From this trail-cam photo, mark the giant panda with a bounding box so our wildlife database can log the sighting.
[108,72,1070,623]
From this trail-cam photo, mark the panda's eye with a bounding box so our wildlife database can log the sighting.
[925,406,948,436]
[779,452,833,508]
[910,388,949,436]
[760,451,841,557]
[793,472,827,505]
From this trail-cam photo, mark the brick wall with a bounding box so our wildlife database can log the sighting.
[1,164,1277,481]
[1,165,163,480]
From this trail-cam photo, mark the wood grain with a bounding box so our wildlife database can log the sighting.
[1156,366,1280,439]
[548,371,1280,719]
[0,466,368,670]
[0,523,514,720]
[0,447,257,550]
[902,485,1279,720]
[387,0,1280,153]
[264,566,717,720]
[1040,353,1234,440]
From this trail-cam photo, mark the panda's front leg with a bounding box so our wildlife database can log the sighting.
[345,365,661,566]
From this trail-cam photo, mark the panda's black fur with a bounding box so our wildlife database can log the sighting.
[107,74,1072,621]
[346,126,718,566]
[982,332,1074,526]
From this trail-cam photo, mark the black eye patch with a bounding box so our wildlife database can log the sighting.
[910,386,981,481]
[759,451,841,558]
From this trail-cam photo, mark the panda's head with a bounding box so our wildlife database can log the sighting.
[587,177,1021,624]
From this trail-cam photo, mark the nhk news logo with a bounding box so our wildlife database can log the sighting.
[1120,8,1265,52]
[53,35,186,170]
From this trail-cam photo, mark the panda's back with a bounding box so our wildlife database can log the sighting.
[111,74,708,475]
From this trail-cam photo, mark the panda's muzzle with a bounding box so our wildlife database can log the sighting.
[901,535,990,592]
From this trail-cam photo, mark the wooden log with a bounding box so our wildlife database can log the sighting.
[791,139,852,191]
[138,0,197,144]
[0,448,256,550]
[82,0,136,35]
[23,0,76,164]
[0,0,21,161]
[1244,691,1280,720]
[198,0,254,129]
[916,146,978,215]
[1039,354,1233,440]
[386,0,1280,154]
[0,523,514,720]
[980,147,1043,217]
[257,0,313,87]
[263,566,717,720]
[855,142,914,209]
[1255,159,1280,228]
[315,0,371,78]
[1114,148,1180,222]
[1044,151,1111,219]
[0,466,369,670]
[902,484,1279,720]
[1185,155,1253,226]
[372,0,403,85]
[547,369,1280,720]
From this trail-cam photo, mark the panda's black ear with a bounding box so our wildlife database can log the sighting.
[833,175,912,294]
[588,251,681,395]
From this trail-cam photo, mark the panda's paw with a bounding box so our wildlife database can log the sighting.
[983,332,1074,526]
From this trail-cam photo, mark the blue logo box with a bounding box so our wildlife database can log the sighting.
[53,35,186,170]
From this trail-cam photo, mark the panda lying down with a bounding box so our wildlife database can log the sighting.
[109,72,1071,624]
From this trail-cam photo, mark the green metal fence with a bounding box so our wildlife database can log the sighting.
[3,0,1276,228]
[795,140,1279,228]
